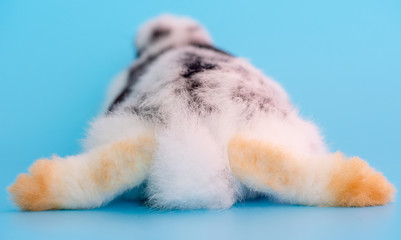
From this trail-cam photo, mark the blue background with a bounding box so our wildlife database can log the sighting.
[0,0,400,239]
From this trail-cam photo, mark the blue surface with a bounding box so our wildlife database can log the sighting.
[0,0,400,239]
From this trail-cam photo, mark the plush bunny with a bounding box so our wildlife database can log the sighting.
[8,15,395,211]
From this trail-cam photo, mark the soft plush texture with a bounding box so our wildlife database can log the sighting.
[8,14,395,211]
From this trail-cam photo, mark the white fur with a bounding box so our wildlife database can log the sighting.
[146,116,236,209]
[82,15,335,209]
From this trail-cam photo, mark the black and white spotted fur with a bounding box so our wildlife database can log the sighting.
[84,15,328,209]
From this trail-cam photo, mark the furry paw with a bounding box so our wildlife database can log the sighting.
[328,155,395,207]
[8,159,59,211]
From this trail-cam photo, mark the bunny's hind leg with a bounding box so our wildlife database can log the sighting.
[228,135,395,207]
[8,115,156,211]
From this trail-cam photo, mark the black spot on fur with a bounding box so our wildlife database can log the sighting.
[232,85,273,113]
[136,49,143,58]
[177,53,220,114]
[108,48,172,112]
[231,84,288,119]
[123,92,166,123]
[190,43,233,57]
[128,105,165,123]
[150,27,170,43]
[188,79,219,114]
[181,53,217,78]
[108,88,130,112]
[188,78,202,90]
[172,76,219,115]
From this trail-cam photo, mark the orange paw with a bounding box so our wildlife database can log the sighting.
[8,159,59,211]
[328,155,396,207]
